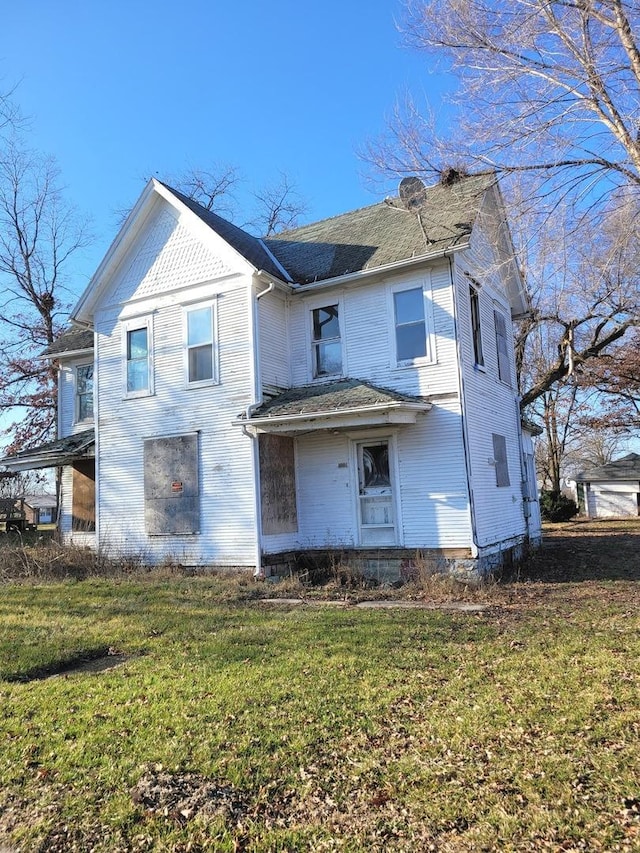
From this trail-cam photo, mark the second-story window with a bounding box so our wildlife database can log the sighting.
[186,304,215,384]
[312,305,342,377]
[494,309,511,385]
[469,284,484,367]
[76,364,93,421]
[394,287,426,363]
[127,327,149,393]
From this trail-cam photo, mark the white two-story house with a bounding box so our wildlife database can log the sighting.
[3,171,541,578]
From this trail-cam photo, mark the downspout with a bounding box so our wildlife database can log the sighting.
[448,254,480,561]
[244,276,274,576]
[514,395,531,543]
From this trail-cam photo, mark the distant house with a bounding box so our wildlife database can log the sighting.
[573,454,640,518]
[2,172,541,578]
[18,494,57,528]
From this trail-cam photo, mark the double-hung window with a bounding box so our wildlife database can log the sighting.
[312,304,342,378]
[127,327,150,393]
[186,303,216,385]
[392,280,433,365]
[123,316,153,397]
[469,283,484,367]
[76,363,94,422]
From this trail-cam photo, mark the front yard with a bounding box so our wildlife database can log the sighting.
[0,520,639,851]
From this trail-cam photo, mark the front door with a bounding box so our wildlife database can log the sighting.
[357,440,396,545]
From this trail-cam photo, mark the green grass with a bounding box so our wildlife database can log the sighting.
[1,534,640,850]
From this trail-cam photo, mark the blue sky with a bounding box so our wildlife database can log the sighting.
[2,0,449,296]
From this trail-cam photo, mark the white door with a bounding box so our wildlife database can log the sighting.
[356,440,396,546]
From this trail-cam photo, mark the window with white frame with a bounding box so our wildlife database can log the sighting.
[494,309,511,385]
[311,304,342,377]
[492,433,510,487]
[469,283,484,367]
[393,285,428,364]
[126,326,151,393]
[76,363,93,421]
[186,303,216,384]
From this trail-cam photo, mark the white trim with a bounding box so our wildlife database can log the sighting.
[388,273,437,369]
[122,314,155,399]
[182,298,219,388]
[74,360,95,425]
[305,293,346,382]
[351,435,402,546]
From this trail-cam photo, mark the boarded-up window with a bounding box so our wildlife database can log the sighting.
[144,434,199,535]
[494,309,511,385]
[492,433,510,487]
[72,460,96,531]
[259,434,298,535]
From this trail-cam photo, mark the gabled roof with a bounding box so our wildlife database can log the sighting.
[0,428,95,471]
[264,173,493,284]
[159,183,288,281]
[576,453,640,483]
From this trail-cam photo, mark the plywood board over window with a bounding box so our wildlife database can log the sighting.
[259,434,298,535]
[144,434,199,535]
[72,460,96,531]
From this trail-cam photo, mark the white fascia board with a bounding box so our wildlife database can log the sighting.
[71,179,159,325]
[152,181,258,278]
[291,246,468,294]
[235,400,432,433]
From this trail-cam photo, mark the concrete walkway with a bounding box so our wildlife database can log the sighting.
[259,598,489,612]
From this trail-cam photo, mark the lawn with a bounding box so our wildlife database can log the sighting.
[0,521,639,851]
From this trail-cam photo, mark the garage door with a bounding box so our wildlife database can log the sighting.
[594,490,638,517]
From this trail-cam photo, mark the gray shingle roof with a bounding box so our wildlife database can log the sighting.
[1,428,95,468]
[576,453,640,482]
[45,327,93,356]
[264,173,493,284]
[248,379,427,420]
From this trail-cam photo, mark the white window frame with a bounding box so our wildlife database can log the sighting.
[388,275,436,369]
[74,361,94,423]
[306,297,345,382]
[122,315,154,399]
[183,299,218,388]
[468,280,485,369]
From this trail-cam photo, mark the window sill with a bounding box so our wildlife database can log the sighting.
[185,378,219,390]
[123,390,154,400]
[392,358,436,371]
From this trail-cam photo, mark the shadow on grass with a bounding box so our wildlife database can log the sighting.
[516,518,640,583]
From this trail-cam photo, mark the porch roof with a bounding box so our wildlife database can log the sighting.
[239,379,432,434]
[0,428,95,471]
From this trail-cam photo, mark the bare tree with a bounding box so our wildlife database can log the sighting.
[245,172,308,235]
[373,1,640,209]
[578,329,640,431]
[0,135,89,453]
[365,1,640,414]
[171,165,308,236]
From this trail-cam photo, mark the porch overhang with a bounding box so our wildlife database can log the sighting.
[235,379,432,436]
[0,429,95,472]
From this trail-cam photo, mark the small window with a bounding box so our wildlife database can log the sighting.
[492,433,510,487]
[76,364,93,421]
[127,327,150,393]
[494,309,511,385]
[470,284,484,367]
[394,287,427,363]
[312,305,341,377]
[186,305,215,384]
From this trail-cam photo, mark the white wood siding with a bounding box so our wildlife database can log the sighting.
[453,204,528,549]
[262,400,473,555]
[288,263,459,398]
[88,201,258,565]
[258,289,290,391]
[587,481,640,517]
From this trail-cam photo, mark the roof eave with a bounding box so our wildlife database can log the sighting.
[236,400,432,434]
[291,242,470,293]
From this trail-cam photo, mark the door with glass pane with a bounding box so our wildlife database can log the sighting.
[356,440,396,545]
